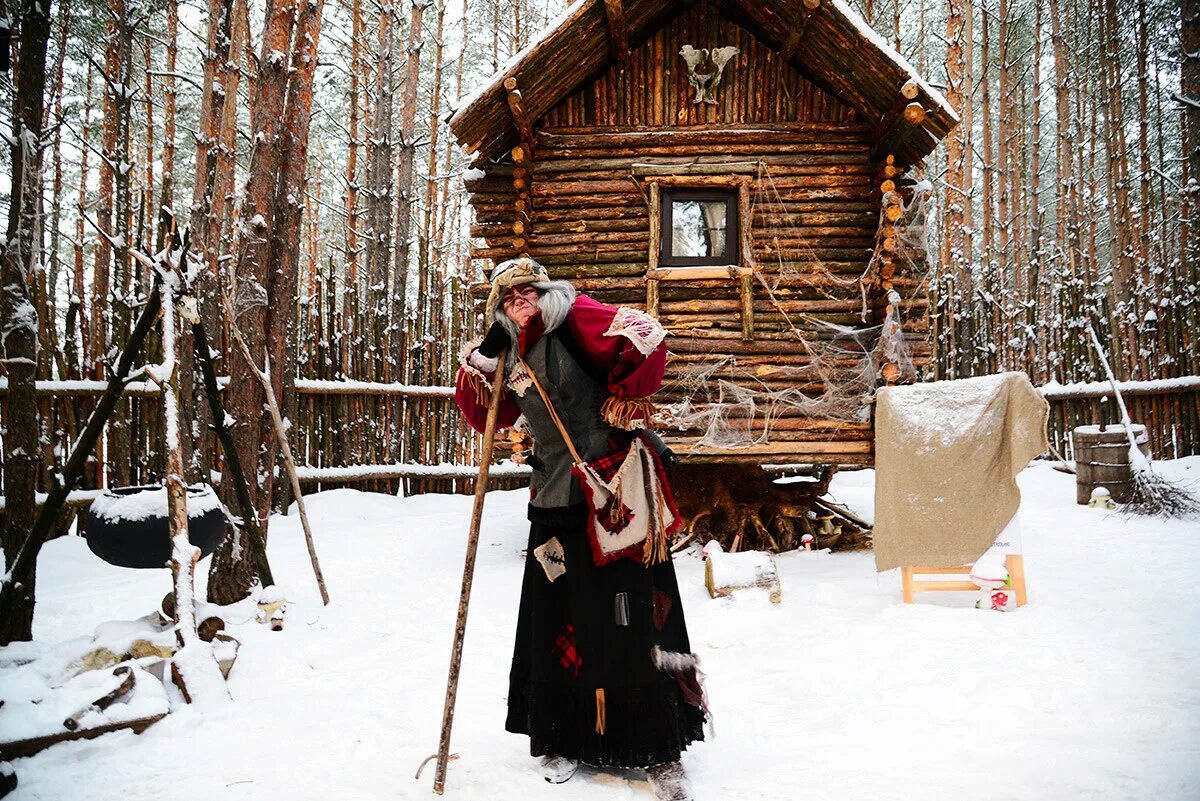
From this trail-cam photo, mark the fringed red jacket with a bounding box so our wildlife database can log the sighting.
[455,294,668,434]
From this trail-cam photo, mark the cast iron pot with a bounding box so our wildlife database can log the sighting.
[85,484,225,569]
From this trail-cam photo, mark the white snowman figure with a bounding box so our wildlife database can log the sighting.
[969,556,1016,612]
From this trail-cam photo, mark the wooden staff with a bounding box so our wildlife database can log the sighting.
[222,289,330,606]
[431,352,507,795]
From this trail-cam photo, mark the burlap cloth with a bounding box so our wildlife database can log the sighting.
[872,372,1049,572]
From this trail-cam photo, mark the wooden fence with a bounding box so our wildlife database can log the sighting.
[1041,377,1200,461]
[1,375,1196,512]
[0,379,530,509]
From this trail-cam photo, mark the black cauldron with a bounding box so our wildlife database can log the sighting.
[85,484,225,569]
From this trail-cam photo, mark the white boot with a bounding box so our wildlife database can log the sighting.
[540,755,579,784]
[647,761,693,801]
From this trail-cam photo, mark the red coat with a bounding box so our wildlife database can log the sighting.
[455,294,668,434]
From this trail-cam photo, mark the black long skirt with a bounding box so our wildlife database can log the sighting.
[505,502,706,768]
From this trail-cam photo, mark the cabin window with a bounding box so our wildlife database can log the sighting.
[660,188,739,268]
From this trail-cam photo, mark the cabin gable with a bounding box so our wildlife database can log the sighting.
[449,0,957,167]
[542,3,854,129]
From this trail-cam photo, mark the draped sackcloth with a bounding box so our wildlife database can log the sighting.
[872,372,1050,572]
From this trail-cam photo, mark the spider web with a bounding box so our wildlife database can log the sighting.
[654,163,931,449]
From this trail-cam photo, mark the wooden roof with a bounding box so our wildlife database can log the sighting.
[449,0,958,167]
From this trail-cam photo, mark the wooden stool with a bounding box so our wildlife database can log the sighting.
[901,554,1028,606]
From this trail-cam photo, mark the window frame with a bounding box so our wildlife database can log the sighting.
[658,187,741,268]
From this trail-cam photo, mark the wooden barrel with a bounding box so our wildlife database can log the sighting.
[1072,424,1150,504]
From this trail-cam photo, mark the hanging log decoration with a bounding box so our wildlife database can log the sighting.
[870,102,928,163]
[877,156,904,385]
[505,77,536,256]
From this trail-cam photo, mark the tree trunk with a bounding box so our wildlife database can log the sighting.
[997,0,1012,369]
[365,0,394,381]
[209,0,299,604]
[980,1,994,376]
[1183,0,1200,296]
[941,0,968,380]
[0,0,55,644]
[396,0,425,467]
[159,0,178,247]
[1028,0,1043,382]
[107,0,135,486]
[265,0,326,513]
[92,0,122,380]
[344,0,363,380]
[74,61,94,376]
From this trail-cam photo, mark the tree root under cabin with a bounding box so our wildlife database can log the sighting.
[670,463,871,553]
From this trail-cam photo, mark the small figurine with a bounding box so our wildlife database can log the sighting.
[1088,486,1117,510]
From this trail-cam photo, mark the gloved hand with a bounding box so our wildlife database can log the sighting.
[477,320,509,358]
[659,447,679,478]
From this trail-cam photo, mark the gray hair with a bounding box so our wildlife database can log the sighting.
[494,279,577,358]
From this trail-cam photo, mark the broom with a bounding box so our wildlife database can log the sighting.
[1085,324,1199,517]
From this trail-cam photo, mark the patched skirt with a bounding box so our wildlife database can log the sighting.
[505,502,706,768]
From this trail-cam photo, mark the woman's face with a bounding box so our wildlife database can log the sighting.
[501,284,541,327]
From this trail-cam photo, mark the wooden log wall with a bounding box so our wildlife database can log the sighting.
[467,130,895,460]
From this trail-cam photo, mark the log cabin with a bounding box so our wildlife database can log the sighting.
[449,0,958,550]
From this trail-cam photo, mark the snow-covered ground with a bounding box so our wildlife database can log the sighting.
[6,460,1200,801]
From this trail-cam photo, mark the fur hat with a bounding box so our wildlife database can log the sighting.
[485,256,550,323]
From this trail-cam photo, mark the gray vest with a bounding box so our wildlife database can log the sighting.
[512,333,618,509]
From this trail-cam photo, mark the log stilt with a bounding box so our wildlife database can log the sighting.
[670,462,870,554]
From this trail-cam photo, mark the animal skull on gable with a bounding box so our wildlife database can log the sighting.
[679,45,740,105]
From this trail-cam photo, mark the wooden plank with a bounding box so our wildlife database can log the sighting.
[648,266,751,280]
[0,713,166,761]
[909,580,979,593]
[665,440,872,455]
[602,0,629,61]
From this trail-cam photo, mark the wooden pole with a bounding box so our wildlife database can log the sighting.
[432,352,507,794]
[224,291,330,606]
[149,255,227,703]
[191,320,275,586]
[0,273,163,637]
[258,349,329,606]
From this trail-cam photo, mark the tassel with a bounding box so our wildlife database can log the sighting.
[609,483,624,526]
[594,687,606,735]
[601,396,657,430]
[643,525,669,565]
[642,451,670,565]
[461,370,491,407]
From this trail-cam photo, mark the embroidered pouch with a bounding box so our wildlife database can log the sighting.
[572,435,682,567]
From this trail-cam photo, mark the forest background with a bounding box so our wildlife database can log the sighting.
[5,0,1196,395]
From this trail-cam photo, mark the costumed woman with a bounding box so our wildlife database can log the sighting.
[455,256,708,801]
